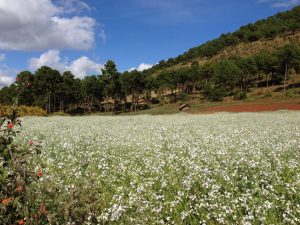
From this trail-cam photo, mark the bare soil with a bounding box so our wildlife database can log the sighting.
[200,102,300,113]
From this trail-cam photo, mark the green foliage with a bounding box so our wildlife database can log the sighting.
[234,91,247,100]
[177,93,189,102]
[203,84,226,101]
[0,78,47,225]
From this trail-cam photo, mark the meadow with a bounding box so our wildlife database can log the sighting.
[18,111,300,224]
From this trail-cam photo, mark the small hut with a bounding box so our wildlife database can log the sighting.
[179,103,190,112]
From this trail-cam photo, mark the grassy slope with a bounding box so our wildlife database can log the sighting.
[150,31,300,75]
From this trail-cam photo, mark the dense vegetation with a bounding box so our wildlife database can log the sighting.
[0,6,299,114]
[0,80,46,224]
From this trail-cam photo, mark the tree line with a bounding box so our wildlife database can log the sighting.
[0,44,299,114]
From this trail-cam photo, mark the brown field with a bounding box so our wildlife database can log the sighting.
[199,102,300,113]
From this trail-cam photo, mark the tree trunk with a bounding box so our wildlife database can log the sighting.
[113,97,116,113]
[136,93,139,112]
[124,91,128,112]
[193,82,196,99]
[284,63,288,91]
[266,74,269,88]
[48,92,51,114]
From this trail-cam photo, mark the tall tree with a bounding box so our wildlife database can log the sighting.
[33,66,62,113]
[16,71,34,105]
[58,71,81,112]
[277,44,300,90]
[101,60,120,112]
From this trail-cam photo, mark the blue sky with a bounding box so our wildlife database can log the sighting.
[0,0,299,87]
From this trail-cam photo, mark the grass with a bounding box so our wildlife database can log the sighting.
[120,96,300,115]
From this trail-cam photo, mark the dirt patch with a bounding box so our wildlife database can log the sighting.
[200,103,300,113]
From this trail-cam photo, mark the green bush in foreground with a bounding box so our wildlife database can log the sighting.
[0,78,47,225]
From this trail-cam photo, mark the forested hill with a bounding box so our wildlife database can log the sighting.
[147,6,300,73]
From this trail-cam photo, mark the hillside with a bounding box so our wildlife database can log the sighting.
[148,6,300,74]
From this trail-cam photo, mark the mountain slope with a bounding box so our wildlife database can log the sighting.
[147,6,300,74]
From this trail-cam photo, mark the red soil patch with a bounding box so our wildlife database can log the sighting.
[203,103,300,113]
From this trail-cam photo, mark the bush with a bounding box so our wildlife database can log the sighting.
[234,91,247,100]
[150,97,160,104]
[177,93,189,102]
[0,79,47,224]
[263,91,272,98]
[0,111,45,224]
[203,84,226,102]
[0,106,47,117]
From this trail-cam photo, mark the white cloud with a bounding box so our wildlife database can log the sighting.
[0,55,18,88]
[29,50,103,79]
[0,65,16,89]
[129,63,153,72]
[29,50,65,71]
[68,56,102,79]
[99,29,107,43]
[55,0,91,14]
[0,73,14,88]
[0,0,96,51]
[258,0,300,7]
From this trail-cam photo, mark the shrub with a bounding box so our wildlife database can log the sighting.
[203,84,226,102]
[150,97,160,104]
[234,91,247,100]
[177,93,189,102]
[0,77,47,224]
[0,106,47,117]
[263,91,272,98]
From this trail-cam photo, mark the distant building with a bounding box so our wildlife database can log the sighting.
[179,104,190,112]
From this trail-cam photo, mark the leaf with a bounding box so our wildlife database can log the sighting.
[13,197,20,207]
[0,118,4,127]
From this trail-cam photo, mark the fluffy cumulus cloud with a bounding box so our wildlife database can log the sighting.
[0,73,14,88]
[129,63,153,72]
[258,0,300,7]
[68,57,102,78]
[29,50,65,71]
[29,50,103,79]
[0,0,97,51]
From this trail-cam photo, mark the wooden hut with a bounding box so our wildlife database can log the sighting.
[179,103,190,112]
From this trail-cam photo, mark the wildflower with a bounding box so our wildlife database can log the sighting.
[2,199,7,205]
[16,186,23,192]
[17,219,24,225]
[37,170,43,177]
[28,140,33,146]
[7,122,14,129]
[8,197,14,202]
[26,82,32,88]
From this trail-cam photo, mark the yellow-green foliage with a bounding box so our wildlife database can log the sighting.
[0,105,47,117]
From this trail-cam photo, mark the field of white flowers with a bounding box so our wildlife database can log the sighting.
[18,111,300,224]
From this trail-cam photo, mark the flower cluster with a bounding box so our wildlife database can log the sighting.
[19,111,300,224]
